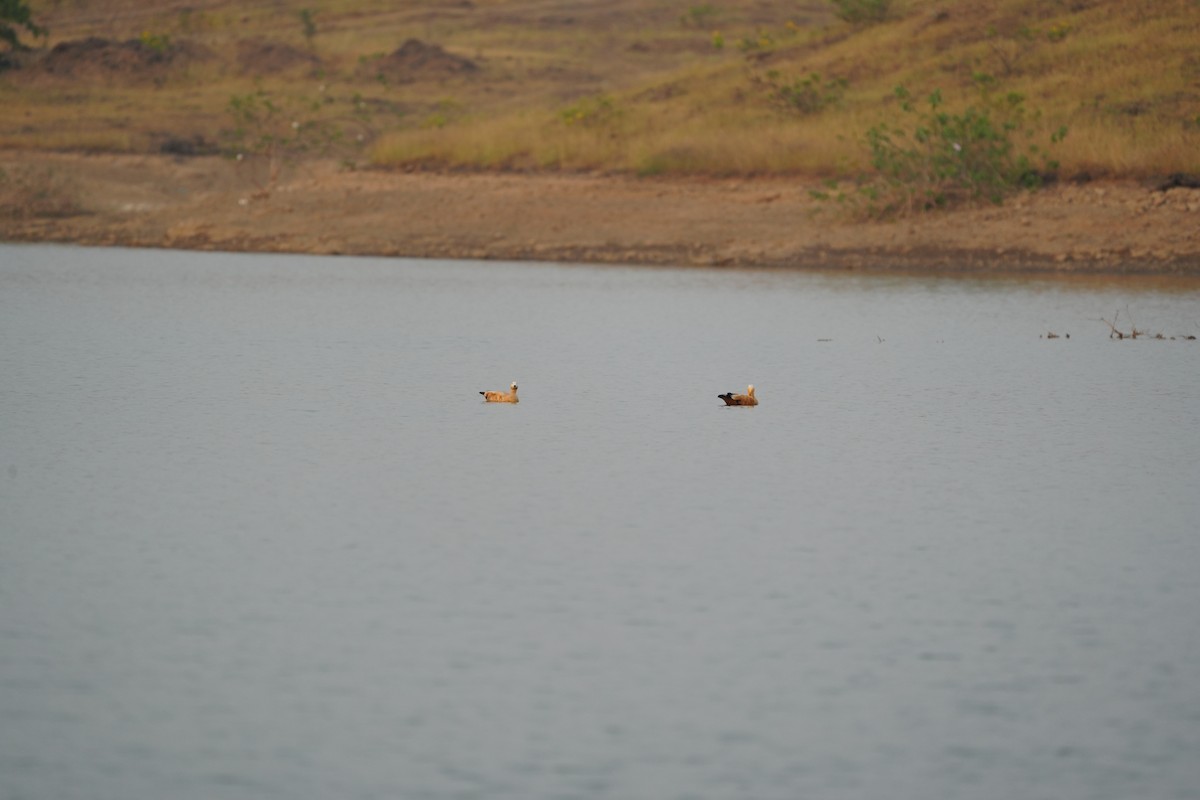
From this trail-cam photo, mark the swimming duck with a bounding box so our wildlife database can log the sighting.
[480,382,519,403]
[718,385,757,406]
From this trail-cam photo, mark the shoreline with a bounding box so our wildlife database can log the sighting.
[2,151,1198,277]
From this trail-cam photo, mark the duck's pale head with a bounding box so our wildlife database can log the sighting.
[747,385,755,396]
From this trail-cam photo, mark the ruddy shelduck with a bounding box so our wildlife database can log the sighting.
[718,385,757,406]
[480,382,519,403]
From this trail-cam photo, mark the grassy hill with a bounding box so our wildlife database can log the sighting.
[3,0,1198,180]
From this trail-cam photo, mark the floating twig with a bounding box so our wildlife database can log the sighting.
[1100,310,1127,339]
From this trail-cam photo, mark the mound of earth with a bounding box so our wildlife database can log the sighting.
[236,40,321,76]
[29,36,212,81]
[362,39,479,83]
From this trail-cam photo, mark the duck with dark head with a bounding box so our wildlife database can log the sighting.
[718,385,757,406]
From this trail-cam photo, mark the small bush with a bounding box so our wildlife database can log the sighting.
[1,0,47,51]
[298,8,316,49]
[138,31,171,55]
[680,4,718,28]
[224,86,395,193]
[758,71,847,115]
[1045,22,1071,43]
[844,78,1067,216]
[737,31,774,52]
[559,94,622,128]
[829,0,891,25]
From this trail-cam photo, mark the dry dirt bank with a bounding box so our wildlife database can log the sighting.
[2,151,1199,276]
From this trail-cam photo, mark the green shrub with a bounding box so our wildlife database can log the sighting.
[759,71,847,114]
[736,30,774,52]
[680,4,718,28]
[829,0,891,25]
[298,8,316,50]
[138,31,171,55]
[1,0,46,51]
[845,78,1067,216]
[559,94,622,128]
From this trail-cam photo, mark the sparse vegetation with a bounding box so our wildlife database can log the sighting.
[828,0,891,25]
[736,29,776,52]
[0,164,81,218]
[298,8,316,51]
[1,0,1197,186]
[137,31,170,55]
[836,78,1068,216]
[756,70,847,115]
[366,0,1197,181]
[680,4,718,28]
[224,85,391,193]
[559,94,623,128]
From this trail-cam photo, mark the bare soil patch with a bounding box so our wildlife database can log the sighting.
[1,151,1198,277]
[235,40,320,76]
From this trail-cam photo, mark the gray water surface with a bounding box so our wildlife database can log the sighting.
[2,244,1199,800]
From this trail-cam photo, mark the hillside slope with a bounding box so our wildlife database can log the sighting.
[371,0,1200,178]
[3,0,1197,179]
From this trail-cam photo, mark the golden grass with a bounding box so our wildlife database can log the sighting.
[1059,119,1200,178]
[5,0,1198,180]
[371,103,879,177]
[370,0,1200,177]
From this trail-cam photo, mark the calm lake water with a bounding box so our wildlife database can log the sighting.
[2,243,1199,800]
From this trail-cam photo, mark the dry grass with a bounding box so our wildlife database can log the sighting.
[370,0,1200,178]
[1061,119,1200,179]
[4,0,1198,179]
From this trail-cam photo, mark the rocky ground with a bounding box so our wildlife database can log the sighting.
[2,150,1199,276]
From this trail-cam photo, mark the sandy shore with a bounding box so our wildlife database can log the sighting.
[2,151,1199,276]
